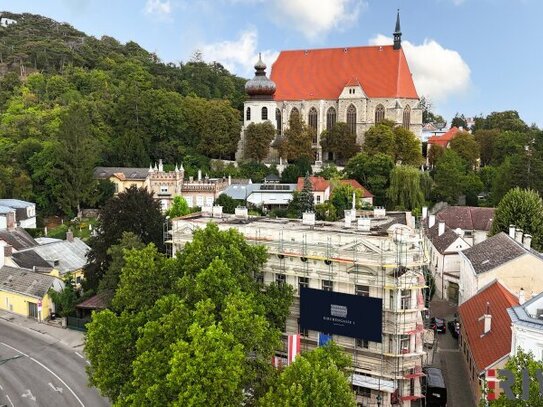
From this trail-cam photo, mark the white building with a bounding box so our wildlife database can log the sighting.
[435,206,495,246]
[509,290,543,360]
[236,12,422,163]
[0,199,37,229]
[169,210,428,407]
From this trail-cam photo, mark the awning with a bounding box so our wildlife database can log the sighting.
[351,374,395,393]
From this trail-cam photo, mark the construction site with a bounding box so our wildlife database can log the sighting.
[168,207,431,407]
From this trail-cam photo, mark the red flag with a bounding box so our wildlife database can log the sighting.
[288,334,301,365]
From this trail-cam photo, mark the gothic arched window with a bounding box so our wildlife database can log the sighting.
[261,106,268,120]
[326,107,337,131]
[347,104,357,135]
[290,107,299,121]
[246,107,251,121]
[375,104,385,124]
[403,105,411,129]
[276,108,282,135]
[308,107,318,143]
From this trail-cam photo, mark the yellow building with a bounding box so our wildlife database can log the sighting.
[0,265,64,320]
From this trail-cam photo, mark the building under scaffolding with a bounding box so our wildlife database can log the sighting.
[168,209,430,407]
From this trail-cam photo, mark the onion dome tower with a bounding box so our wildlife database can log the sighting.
[245,53,276,100]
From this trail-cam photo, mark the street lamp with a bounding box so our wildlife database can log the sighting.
[376,393,382,407]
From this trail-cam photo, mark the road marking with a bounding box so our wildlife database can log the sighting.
[21,389,36,401]
[75,351,91,366]
[5,394,14,407]
[0,342,85,407]
[0,384,3,390]
[48,382,63,393]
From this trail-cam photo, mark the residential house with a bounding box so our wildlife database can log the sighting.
[0,227,39,256]
[93,166,148,194]
[221,183,297,211]
[0,265,63,320]
[0,199,37,228]
[508,290,543,360]
[296,176,331,205]
[0,205,16,230]
[426,127,459,167]
[339,179,374,206]
[424,214,470,303]
[458,230,543,304]
[435,206,494,246]
[458,280,518,405]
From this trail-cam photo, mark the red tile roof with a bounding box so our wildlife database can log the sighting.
[458,281,518,372]
[428,126,459,147]
[297,176,330,192]
[339,179,374,198]
[76,290,113,310]
[270,45,418,100]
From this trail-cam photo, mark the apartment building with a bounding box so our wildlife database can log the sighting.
[169,209,428,407]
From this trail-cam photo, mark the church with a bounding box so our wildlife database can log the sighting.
[236,12,422,163]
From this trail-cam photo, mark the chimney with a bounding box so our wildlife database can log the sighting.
[4,245,12,258]
[422,206,428,220]
[66,228,74,243]
[438,221,445,236]
[519,288,526,305]
[480,302,492,335]
[515,229,523,243]
[523,234,532,250]
[509,225,516,239]
[198,169,202,182]
[429,214,436,228]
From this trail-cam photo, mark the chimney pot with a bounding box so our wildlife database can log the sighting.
[523,234,532,250]
[509,225,516,238]
[66,228,74,243]
[422,206,428,220]
[3,245,12,257]
[438,221,445,236]
[429,214,436,228]
[515,229,523,243]
[519,288,526,305]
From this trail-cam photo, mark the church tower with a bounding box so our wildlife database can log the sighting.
[393,10,402,50]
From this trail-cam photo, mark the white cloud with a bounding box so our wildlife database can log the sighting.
[370,34,471,103]
[200,28,279,77]
[144,0,172,17]
[270,0,365,39]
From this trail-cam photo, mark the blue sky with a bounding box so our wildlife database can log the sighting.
[1,0,543,127]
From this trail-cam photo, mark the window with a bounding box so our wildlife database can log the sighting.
[205,197,213,207]
[356,285,370,297]
[403,105,411,129]
[262,106,268,120]
[375,104,385,123]
[322,280,333,291]
[326,107,337,131]
[113,183,119,193]
[316,195,321,204]
[401,289,411,310]
[185,196,193,207]
[308,107,318,144]
[161,200,168,211]
[196,196,204,207]
[347,104,356,135]
[400,335,410,353]
[246,107,251,121]
[290,107,299,121]
[276,273,287,285]
[390,290,395,309]
[355,386,371,398]
[276,108,282,135]
[298,276,309,292]
[76,276,81,285]
[356,338,369,349]
[160,185,168,193]
[298,318,308,337]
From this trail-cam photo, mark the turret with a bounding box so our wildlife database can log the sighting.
[393,10,402,50]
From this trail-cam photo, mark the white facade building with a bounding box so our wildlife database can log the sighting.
[509,291,543,360]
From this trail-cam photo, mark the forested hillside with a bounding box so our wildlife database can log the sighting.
[0,12,247,216]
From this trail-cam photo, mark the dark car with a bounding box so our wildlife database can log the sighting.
[447,320,460,339]
[422,367,447,406]
[430,317,446,334]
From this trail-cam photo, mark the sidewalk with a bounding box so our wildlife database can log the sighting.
[0,309,85,349]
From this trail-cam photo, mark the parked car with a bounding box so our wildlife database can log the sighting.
[422,367,447,406]
[447,319,460,339]
[430,317,446,334]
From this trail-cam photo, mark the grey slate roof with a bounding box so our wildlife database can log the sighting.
[436,206,495,231]
[508,292,543,331]
[462,232,528,274]
[0,266,57,299]
[0,199,35,209]
[425,222,462,254]
[14,238,90,275]
[222,184,259,200]
[0,227,38,250]
[11,250,53,270]
[94,167,149,180]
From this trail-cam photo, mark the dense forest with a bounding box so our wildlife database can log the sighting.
[0,12,248,215]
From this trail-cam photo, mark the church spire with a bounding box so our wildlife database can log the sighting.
[393,9,402,50]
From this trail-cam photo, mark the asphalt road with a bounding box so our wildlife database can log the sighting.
[0,319,110,407]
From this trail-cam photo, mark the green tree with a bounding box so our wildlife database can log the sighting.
[298,174,314,213]
[344,152,394,206]
[168,196,191,218]
[244,121,275,162]
[320,122,360,163]
[487,349,543,406]
[279,111,313,162]
[214,193,238,214]
[84,186,164,290]
[490,187,543,250]
[387,166,424,210]
[419,96,445,124]
[449,131,480,168]
[48,273,77,318]
[330,183,361,217]
[474,129,499,166]
[362,121,395,158]
[315,202,338,221]
[198,99,241,159]
[280,159,312,183]
[393,126,424,166]
[451,113,468,129]
[433,150,466,204]
[259,342,356,407]
[474,110,528,133]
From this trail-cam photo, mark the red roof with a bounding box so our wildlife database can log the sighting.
[339,179,374,198]
[458,281,518,372]
[270,45,418,100]
[297,176,330,192]
[428,126,459,147]
[75,290,113,310]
